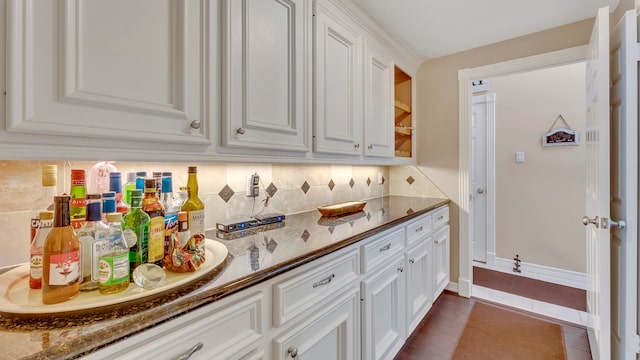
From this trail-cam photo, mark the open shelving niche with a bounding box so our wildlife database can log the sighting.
[394,66,413,158]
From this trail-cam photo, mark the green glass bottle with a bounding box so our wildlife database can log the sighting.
[99,213,130,295]
[181,166,205,253]
[122,189,150,279]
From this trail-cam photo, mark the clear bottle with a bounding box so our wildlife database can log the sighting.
[102,191,116,222]
[135,171,147,191]
[30,165,57,244]
[123,172,136,206]
[98,213,130,295]
[43,195,81,304]
[77,194,108,292]
[161,172,181,262]
[142,179,165,267]
[69,169,87,230]
[122,189,150,279]
[181,166,205,253]
[29,211,54,289]
[109,172,129,214]
[152,171,163,199]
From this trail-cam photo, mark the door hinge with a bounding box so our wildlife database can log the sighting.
[634,334,640,354]
[636,43,640,62]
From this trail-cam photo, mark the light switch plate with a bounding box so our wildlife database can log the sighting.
[516,152,525,163]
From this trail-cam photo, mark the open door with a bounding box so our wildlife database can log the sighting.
[609,8,639,360]
[583,6,611,360]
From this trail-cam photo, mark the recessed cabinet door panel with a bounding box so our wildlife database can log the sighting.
[364,39,394,157]
[6,0,209,145]
[313,6,362,155]
[223,0,310,152]
[433,225,450,300]
[405,239,432,335]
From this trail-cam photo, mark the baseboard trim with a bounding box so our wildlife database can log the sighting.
[474,258,587,290]
[445,281,458,293]
[457,278,471,298]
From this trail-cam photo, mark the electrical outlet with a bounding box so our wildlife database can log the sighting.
[377,172,384,185]
[247,173,260,197]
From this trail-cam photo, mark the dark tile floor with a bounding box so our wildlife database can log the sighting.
[394,291,592,360]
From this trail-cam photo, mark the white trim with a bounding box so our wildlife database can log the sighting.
[445,281,458,293]
[474,259,587,290]
[458,45,589,298]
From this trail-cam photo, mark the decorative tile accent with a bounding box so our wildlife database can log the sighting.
[266,182,278,198]
[349,221,355,227]
[248,244,259,271]
[301,229,310,242]
[218,184,235,203]
[349,178,355,188]
[406,208,414,215]
[301,181,310,194]
[328,226,335,234]
[381,175,386,185]
[366,212,371,221]
[406,176,415,185]
[366,177,371,186]
[328,179,335,191]
[266,238,278,254]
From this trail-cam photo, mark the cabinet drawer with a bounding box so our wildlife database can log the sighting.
[272,249,359,327]
[405,214,432,247]
[432,206,449,229]
[361,227,405,274]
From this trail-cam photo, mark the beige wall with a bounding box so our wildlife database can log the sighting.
[491,62,586,272]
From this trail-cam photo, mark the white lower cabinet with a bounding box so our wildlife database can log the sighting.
[433,224,451,300]
[405,238,433,335]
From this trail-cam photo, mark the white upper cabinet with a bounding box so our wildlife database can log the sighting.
[5,0,210,147]
[221,0,311,153]
[363,38,394,158]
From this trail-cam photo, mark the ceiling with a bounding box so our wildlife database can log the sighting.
[353,0,620,60]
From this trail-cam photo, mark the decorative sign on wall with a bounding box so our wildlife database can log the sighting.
[542,114,579,147]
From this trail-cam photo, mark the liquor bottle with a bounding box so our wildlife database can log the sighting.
[109,172,129,214]
[142,179,165,267]
[77,194,108,292]
[161,172,181,259]
[30,164,57,244]
[135,171,147,191]
[29,211,53,289]
[102,191,116,222]
[152,171,163,199]
[122,189,150,279]
[43,195,81,304]
[69,169,87,229]
[181,166,205,253]
[98,213,130,295]
[123,172,136,206]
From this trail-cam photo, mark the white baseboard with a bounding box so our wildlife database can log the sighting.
[474,257,587,290]
[457,278,471,298]
[445,281,458,293]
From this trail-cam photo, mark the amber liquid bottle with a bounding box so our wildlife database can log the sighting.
[181,166,205,253]
[43,195,81,304]
[142,179,165,267]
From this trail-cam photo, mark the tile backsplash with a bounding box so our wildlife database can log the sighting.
[0,161,445,268]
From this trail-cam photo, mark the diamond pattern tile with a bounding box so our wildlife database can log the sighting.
[328,179,335,191]
[349,178,355,188]
[266,182,278,198]
[218,184,235,203]
[407,208,415,215]
[301,181,310,194]
[328,226,335,234]
[266,238,278,253]
[407,176,415,185]
[381,175,385,185]
[301,229,310,242]
[366,177,371,186]
[366,212,371,221]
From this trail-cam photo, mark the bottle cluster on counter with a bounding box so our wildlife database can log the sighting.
[28,164,206,305]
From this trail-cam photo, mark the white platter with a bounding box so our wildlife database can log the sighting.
[0,239,228,315]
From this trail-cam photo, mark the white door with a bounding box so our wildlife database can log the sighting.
[609,8,638,360]
[471,95,489,262]
[583,7,611,360]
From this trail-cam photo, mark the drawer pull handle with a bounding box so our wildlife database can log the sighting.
[409,259,415,264]
[415,226,423,233]
[398,267,404,273]
[379,243,391,252]
[313,274,335,288]
[434,239,441,245]
[177,342,203,360]
[437,215,444,220]
[288,347,299,358]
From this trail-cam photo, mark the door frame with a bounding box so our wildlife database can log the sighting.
[457,45,588,297]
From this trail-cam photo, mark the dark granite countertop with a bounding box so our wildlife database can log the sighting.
[0,196,449,360]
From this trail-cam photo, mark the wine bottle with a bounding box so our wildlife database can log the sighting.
[43,195,80,304]
[161,172,181,260]
[30,164,57,244]
[142,179,165,267]
[122,189,150,279]
[181,166,205,253]
[29,211,53,289]
[69,169,87,229]
[77,194,108,292]
[98,213,130,295]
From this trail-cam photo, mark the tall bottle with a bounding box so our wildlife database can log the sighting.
[30,165,57,243]
[161,172,181,260]
[181,166,205,253]
[152,171,163,199]
[77,194,108,292]
[122,190,150,279]
[99,213,130,295]
[29,211,54,289]
[109,172,129,214]
[135,171,147,191]
[142,179,165,267]
[43,195,80,304]
[69,169,87,229]
[123,172,136,206]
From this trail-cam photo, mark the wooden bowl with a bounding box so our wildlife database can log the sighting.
[317,201,366,217]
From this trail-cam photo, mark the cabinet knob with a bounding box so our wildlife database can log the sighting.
[398,267,404,273]
[368,144,373,150]
[177,342,203,360]
[409,259,415,264]
[354,143,360,149]
[190,120,201,129]
[236,127,246,135]
[288,347,299,358]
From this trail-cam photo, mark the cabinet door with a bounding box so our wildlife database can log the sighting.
[433,225,450,300]
[363,38,394,158]
[405,238,432,335]
[313,2,363,155]
[222,0,311,152]
[6,0,209,146]
[361,256,406,360]
[273,288,360,360]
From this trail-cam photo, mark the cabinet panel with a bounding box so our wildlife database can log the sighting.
[433,225,450,300]
[432,205,449,230]
[361,227,405,273]
[313,4,363,155]
[405,213,433,247]
[405,239,432,335]
[363,38,394,158]
[6,0,209,145]
[222,0,310,152]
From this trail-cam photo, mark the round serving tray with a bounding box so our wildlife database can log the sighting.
[0,239,227,316]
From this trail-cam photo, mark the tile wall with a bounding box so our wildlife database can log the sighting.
[0,161,445,268]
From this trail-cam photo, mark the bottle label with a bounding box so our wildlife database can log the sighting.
[164,213,179,253]
[148,216,164,262]
[30,255,43,280]
[92,240,107,281]
[48,251,80,285]
[123,228,138,248]
[99,253,129,285]
[79,234,95,280]
[188,210,205,248]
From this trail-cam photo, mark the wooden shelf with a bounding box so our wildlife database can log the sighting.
[394,100,411,113]
[395,126,413,136]
[395,150,411,157]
